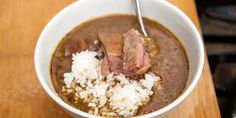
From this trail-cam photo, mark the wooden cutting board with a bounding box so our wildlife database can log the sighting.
[0,0,221,118]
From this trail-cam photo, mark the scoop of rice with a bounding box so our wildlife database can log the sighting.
[64,50,102,88]
[63,50,161,117]
[108,73,159,117]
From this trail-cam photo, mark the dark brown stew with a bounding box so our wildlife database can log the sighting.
[51,14,189,116]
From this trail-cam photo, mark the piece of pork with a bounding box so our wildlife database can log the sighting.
[101,55,110,76]
[136,52,151,74]
[108,56,123,74]
[98,32,124,76]
[64,39,86,56]
[64,39,99,56]
[123,29,151,77]
[98,32,123,56]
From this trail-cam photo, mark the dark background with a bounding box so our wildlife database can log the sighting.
[196,0,236,117]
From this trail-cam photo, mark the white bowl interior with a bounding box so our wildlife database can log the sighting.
[34,0,204,117]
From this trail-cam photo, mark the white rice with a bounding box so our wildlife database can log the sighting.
[63,50,161,117]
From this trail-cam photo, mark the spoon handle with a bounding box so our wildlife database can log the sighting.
[134,0,148,36]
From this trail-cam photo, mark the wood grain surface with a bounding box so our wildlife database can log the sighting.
[0,0,221,118]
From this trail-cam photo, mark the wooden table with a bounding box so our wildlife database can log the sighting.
[0,0,221,118]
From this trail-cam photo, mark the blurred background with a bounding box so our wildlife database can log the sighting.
[196,0,236,117]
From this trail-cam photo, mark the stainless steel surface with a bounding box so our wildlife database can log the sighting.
[134,0,148,36]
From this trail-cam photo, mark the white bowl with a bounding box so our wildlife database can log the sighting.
[34,0,204,117]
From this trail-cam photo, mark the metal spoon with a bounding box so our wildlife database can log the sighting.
[134,0,159,57]
[134,0,147,36]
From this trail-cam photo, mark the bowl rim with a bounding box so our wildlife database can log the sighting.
[34,0,204,117]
